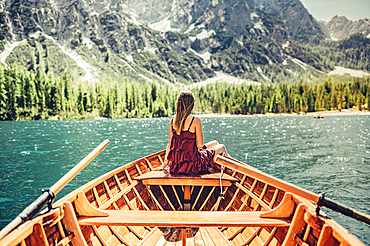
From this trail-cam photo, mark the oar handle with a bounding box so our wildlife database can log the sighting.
[50,139,110,194]
[215,155,370,225]
[321,196,370,225]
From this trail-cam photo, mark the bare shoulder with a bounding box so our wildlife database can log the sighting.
[193,116,202,125]
[169,115,175,126]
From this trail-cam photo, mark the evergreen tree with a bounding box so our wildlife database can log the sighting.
[77,83,84,114]
[103,90,112,118]
[4,72,18,120]
[331,86,337,110]
[0,66,7,113]
[35,68,46,113]
[151,83,157,102]
[63,72,72,111]
[18,72,26,109]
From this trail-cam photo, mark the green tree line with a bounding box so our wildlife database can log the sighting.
[193,77,369,115]
[0,64,369,121]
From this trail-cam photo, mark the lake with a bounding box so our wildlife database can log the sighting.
[0,115,369,244]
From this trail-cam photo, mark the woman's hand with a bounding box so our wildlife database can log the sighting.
[153,159,170,174]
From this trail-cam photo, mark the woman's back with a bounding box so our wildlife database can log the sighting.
[168,115,214,174]
[172,115,196,134]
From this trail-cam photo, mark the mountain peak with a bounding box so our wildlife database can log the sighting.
[320,15,370,40]
[254,0,324,43]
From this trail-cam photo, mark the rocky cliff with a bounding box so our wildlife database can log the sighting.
[0,0,366,85]
[254,0,324,43]
[319,16,370,40]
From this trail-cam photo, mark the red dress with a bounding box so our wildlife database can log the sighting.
[167,117,215,174]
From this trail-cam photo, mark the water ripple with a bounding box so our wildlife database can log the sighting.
[0,115,369,244]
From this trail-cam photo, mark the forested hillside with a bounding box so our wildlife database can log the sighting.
[0,64,368,121]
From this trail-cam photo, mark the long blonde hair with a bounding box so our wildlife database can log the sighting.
[173,91,195,135]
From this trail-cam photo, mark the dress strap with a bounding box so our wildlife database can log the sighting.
[188,116,195,131]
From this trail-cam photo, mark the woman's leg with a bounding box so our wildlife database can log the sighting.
[213,144,226,161]
[204,140,219,149]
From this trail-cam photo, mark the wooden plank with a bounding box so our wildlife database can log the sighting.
[262,227,277,246]
[159,185,176,211]
[93,187,102,207]
[100,181,138,210]
[110,226,133,246]
[199,187,216,211]
[92,225,108,246]
[194,229,206,246]
[281,203,306,246]
[114,174,124,191]
[138,227,163,246]
[30,223,49,246]
[147,187,164,211]
[317,225,337,246]
[199,227,215,246]
[103,181,113,199]
[136,164,143,175]
[224,175,246,211]
[145,159,153,171]
[184,186,191,201]
[235,183,270,211]
[182,229,186,246]
[127,226,144,240]
[56,233,73,246]
[238,179,258,211]
[143,179,231,187]
[227,227,244,240]
[124,194,135,210]
[132,187,150,211]
[125,169,150,211]
[192,186,204,210]
[241,228,261,246]
[62,202,88,246]
[172,185,183,208]
[136,171,237,187]
[269,189,279,208]
[78,210,291,227]
[204,227,233,246]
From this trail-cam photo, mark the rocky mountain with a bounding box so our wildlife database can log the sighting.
[254,0,324,43]
[319,16,370,40]
[0,0,368,85]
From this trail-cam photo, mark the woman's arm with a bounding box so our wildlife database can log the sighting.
[194,116,204,149]
[163,119,173,164]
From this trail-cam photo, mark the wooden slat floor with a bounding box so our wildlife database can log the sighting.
[139,227,233,246]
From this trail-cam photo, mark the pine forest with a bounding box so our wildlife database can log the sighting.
[0,64,369,121]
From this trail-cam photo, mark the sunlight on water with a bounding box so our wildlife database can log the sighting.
[0,115,369,244]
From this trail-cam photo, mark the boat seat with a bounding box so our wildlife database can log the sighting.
[134,171,238,186]
[78,210,291,227]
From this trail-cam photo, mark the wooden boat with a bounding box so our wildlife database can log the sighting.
[0,139,368,246]
[314,115,325,119]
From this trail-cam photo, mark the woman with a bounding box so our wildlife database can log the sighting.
[157,90,226,174]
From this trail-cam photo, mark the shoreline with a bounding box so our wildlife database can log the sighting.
[6,109,370,122]
[196,109,370,118]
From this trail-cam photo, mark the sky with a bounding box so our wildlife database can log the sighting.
[300,0,370,22]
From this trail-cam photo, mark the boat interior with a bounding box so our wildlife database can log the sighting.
[0,147,364,246]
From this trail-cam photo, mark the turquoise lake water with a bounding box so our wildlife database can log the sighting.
[0,115,369,244]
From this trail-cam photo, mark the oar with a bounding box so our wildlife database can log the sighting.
[215,155,370,225]
[0,139,110,240]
